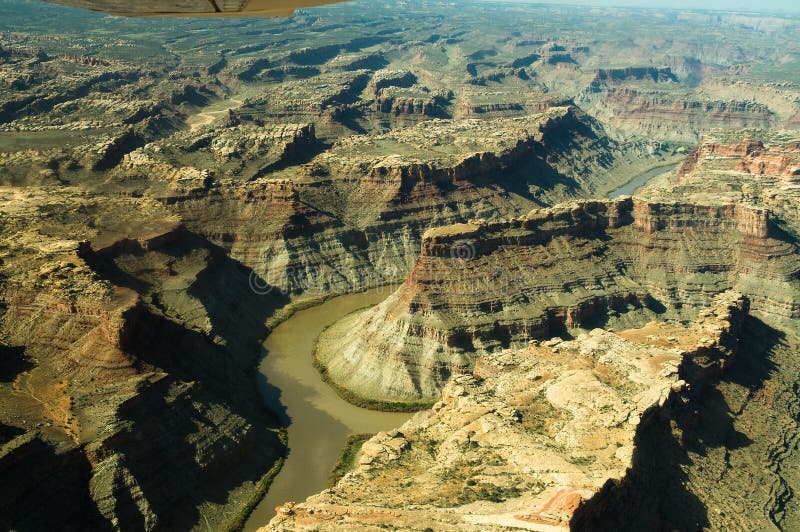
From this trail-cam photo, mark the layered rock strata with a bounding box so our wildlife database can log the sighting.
[270,292,748,530]
[158,107,672,296]
[303,133,800,530]
[112,122,318,186]
[0,188,285,530]
[582,88,775,143]
[316,196,799,404]
[646,130,800,235]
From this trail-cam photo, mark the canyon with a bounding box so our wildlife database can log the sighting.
[274,133,800,530]
[313,198,785,403]
[0,0,799,530]
[273,291,752,530]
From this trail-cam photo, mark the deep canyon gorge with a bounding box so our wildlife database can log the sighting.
[1,1,799,531]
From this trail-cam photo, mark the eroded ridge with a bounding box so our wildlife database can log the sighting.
[0,188,285,530]
[269,292,747,531]
[315,195,799,404]
[303,132,800,530]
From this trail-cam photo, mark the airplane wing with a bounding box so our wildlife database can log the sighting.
[45,0,344,17]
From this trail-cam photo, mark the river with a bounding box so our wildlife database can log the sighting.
[241,163,679,528]
[607,163,680,198]
[243,288,412,530]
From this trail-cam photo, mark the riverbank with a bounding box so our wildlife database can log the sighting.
[233,158,683,529]
[607,161,682,198]
[242,288,413,530]
[312,305,437,412]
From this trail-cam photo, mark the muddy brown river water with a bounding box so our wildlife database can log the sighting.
[244,288,412,530]
[242,163,680,528]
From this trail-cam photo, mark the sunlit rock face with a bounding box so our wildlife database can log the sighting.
[269,292,751,531]
[46,0,344,17]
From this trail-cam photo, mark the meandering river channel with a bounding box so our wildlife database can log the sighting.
[244,288,411,530]
[607,163,680,198]
[243,162,680,528]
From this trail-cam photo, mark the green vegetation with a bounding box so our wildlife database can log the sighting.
[0,129,114,153]
[313,356,436,412]
[225,429,287,532]
[264,293,336,332]
[329,433,374,486]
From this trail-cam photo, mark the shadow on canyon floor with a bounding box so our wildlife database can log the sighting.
[108,377,283,531]
[0,344,33,383]
[499,147,582,201]
[73,231,294,529]
[0,439,112,531]
[253,137,332,179]
[0,423,24,446]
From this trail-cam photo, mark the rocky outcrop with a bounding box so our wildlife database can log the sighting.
[583,88,775,142]
[0,188,284,531]
[588,67,678,91]
[682,136,800,181]
[466,66,531,86]
[269,292,748,531]
[455,91,570,119]
[459,101,524,116]
[0,67,142,124]
[236,70,371,133]
[315,196,799,404]
[84,128,144,171]
[367,69,417,96]
[367,71,451,122]
[373,92,447,121]
[114,122,319,185]
[645,130,800,236]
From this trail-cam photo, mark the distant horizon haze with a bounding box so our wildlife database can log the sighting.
[482,0,800,13]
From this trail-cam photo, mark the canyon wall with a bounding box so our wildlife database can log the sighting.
[0,191,286,530]
[157,107,674,297]
[316,196,799,404]
[582,88,775,143]
[275,133,800,530]
[269,292,750,530]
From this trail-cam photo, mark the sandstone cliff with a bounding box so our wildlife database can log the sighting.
[0,188,285,530]
[582,88,775,143]
[270,292,748,530]
[273,132,800,531]
[4,3,800,528]
[152,107,673,298]
[315,196,799,404]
